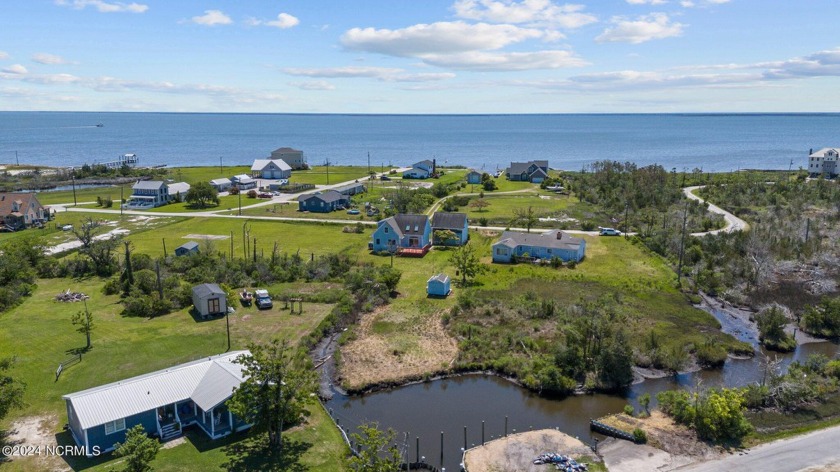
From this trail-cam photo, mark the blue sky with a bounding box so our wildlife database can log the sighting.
[1,0,839,113]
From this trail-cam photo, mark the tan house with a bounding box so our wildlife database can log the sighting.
[0,193,48,230]
[269,147,307,170]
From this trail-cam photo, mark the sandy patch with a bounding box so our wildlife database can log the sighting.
[801,461,840,472]
[599,437,671,472]
[183,234,230,240]
[338,308,458,390]
[45,227,130,255]
[3,415,67,471]
[161,436,186,450]
[464,429,596,472]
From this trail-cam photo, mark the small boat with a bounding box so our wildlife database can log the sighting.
[240,290,253,306]
[96,123,104,128]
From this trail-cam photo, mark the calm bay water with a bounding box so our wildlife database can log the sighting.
[2,112,838,172]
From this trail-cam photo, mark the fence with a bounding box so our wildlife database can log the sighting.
[55,353,82,381]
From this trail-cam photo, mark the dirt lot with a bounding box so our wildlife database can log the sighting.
[463,429,597,472]
[337,307,458,391]
[3,415,68,471]
[597,412,722,471]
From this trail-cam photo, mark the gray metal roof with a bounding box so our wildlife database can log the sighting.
[192,283,225,299]
[384,214,429,237]
[210,178,231,185]
[428,273,450,284]
[177,241,199,251]
[431,212,467,230]
[62,351,250,429]
[167,182,190,194]
[252,159,291,171]
[299,190,345,203]
[494,230,584,251]
[132,180,166,190]
[334,182,365,193]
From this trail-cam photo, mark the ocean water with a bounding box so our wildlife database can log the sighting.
[1,112,838,172]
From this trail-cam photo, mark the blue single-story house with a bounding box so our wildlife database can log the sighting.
[431,212,469,246]
[505,160,549,183]
[371,214,432,255]
[63,351,252,457]
[492,229,586,263]
[175,241,200,257]
[427,273,451,297]
[465,170,482,184]
[298,190,349,213]
[403,160,435,179]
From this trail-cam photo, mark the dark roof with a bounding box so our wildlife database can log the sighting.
[273,147,301,153]
[431,212,467,230]
[192,283,225,298]
[177,241,200,251]
[413,160,434,169]
[132,180,166,190]
[299,190,345,203]
[383,214,429,236]
[0,192,42,217]
[428,273,450,284]
[508,160,549,176]
[495,230,584,251]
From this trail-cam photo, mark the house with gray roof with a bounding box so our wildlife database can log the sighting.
[334,181,366,196]
[270,147,307,170]
[492,229,585,263]
[63,351,252,456]
[465,170,483,184]
[127,180,168,209]
[175,241,200,257]
[209,178,233,192]
[167,182,190,202]
[427,273,451,297]
[431,212,469,246]
[808,148,839,177]
[505,160,549,183]
[298,190,349,213]
[403,159,435,179]
[371,214,432,255]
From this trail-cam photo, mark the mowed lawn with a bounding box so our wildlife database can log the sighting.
[0,276,348,472]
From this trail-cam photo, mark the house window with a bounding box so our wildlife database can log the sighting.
[384,227,388,233]
[208,298,220,313]
[104,418,126,435]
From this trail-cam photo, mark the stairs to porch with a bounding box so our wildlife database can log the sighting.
[160,422,182,441]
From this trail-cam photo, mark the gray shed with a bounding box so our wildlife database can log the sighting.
[192,283,227,318]
[175,241,200,257]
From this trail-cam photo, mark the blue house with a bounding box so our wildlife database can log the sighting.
[298,190,349,213]
[427,274,451,297]
[492,230,586,263]
[403,160,435,179]
[126,181,169,209]
[431,212,469,246]
[175,241,200,257]
[63,351,252,457]
[371,214,432,255]
[505,160,549,183]
[465,170,482,184]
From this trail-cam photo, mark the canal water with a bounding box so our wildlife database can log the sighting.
[324,304,839,471]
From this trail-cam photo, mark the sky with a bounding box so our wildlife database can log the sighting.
[1,0,839,113]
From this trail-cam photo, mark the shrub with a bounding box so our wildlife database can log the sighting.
[479,217,488,227]
[624,404,635,416]
[247,189,258,198]
[633,428,647,444]
[103,277,121,295]
[580,220,596,231]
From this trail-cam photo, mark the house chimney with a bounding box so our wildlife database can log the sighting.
[556,231,563,240]
[810,148,813,155]
[432,158,436,174]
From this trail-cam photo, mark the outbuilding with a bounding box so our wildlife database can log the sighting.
[427,274,451,297]
[175,241,199,257]
[192,283,227,318]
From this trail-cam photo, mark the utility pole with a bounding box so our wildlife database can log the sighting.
[238,190,242,216]
[624,204,629,239]
[15,150,19,166]
[71,173,77,206]
[367,151,370,174]
[325,158,330,185]
[225,307,231,352]
[120,186,124,218]
[219,156,223,174]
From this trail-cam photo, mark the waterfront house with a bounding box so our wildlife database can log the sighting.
[251,159,292,180]
[0,193,48,230]
[431,212,469,246]
[63,351,252,456]
[128,181,168,209]
[167,182,190,202]
[371,214,432,256]
[808,148,839,178]
[175,241,199,257]
[492,229,586,263]
[334,181,366,196]
[270,147,307,170]
[403,160,435,179]
[209,178,232,192]
[505,160,549,183]
[427,274,451,297]
[192,283,227,318]
[298,190,348,213]
[231,174,256,190]
[465,170,482,184]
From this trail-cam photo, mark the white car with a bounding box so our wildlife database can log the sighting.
[599,227,621,236]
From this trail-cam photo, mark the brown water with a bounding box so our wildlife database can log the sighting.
[325,306,839,471]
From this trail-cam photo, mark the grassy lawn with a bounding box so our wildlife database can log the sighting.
[0,213,181,248]
[291,166,375,186]
[0,276,347,471]
[458,193,610,229]
[163,166,251,185]
[35,185,133,206]
[145,195,243,214]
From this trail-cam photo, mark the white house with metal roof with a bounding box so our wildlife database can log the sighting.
[251,159,292,180]
[808,148,839,177]
[63,351,252,456]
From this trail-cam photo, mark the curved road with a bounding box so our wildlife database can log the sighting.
[676,425,840,472]
[683,185,749,236]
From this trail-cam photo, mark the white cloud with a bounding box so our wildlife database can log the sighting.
[191,10,232,26]
[289,80,335,91]
[55,0,148,13]
[626,0,668,4]
[0,51,9,60]
[283,66,456,82]
[451,0,597,29]
[32,53,72,65]
[681,0,730,7]
[267,13,299,29]
[1,64,28,75]
[422,50,587,71]
[341,21,543,57]
[596,13,684,44]
[759,47,840,80]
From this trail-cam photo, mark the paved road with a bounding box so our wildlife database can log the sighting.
[676,425,840,472]
[683,185,749,236]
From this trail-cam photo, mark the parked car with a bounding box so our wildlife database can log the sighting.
[380,175,391,181]
[254,289,273,309]
[599,227,621,236]
[258,192,273,198]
